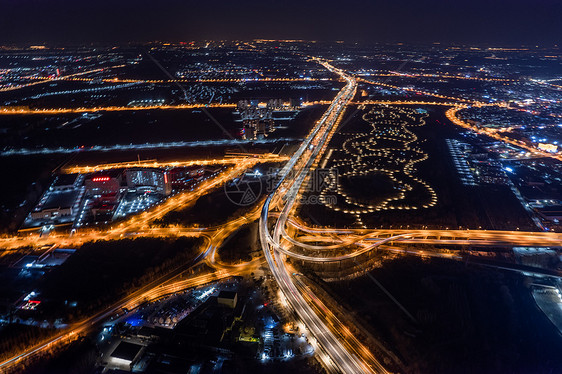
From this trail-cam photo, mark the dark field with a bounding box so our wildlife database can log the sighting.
[37,237,201,321]
[325,257,562,374]
[0,104,326,149]
[301,105,536,231]
[0,155,65,232]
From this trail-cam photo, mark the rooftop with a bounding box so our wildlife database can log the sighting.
[37,190,79,211]
[110,341,143,362]
[52,173,79,187]
[217,290,237,300]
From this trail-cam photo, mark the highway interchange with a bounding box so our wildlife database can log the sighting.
[1,57,562,373]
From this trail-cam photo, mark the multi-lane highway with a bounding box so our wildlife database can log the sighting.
[259,59,384,373]
[279,218,562,263]
[288,219,562,247]
[2,54,562,374]
[62,153,286,174]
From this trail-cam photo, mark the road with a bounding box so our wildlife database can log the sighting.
[288,216,562,245]
[0,233,234,373]
[0,65,127,93]
[259,59,382,373]
[0,196,265,373]
[277,219,562,262]
[292,274,390,373]
[2,55,562,373]
[62,153,287,174]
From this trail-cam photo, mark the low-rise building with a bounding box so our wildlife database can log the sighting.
[30,189,80,221]
[85,170,123,195]
[217,291,237,308]
[125,168,171,196]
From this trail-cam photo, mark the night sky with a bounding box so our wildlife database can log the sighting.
[1,0,561,45]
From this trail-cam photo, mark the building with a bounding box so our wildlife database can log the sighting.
[169,166,205,188]
[217,291,238,308]
[91,192,120,218]
[30,194,74,221]
[25,174,85,227]
[51,174,82,191]
[85,170,123,195]
[125,168,172,196]
[108,341,144,369]
[30,189,80,221]
[236,100,275,140]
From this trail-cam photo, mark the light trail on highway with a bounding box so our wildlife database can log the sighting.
[445,105,562,163]
[3,52,562,374]
[259,59,383,373]
[0,159,265,251]
[0,202,263,373]
[286,218,562,249]
[0,102,237,115]
[292,274,391,373]
[61,153,286,174]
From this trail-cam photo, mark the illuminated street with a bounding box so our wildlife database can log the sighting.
[1,14,562,373]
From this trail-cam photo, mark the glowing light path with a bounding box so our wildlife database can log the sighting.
[61,153,287,174]
[0,103,236,115]
[0,65,127,93]
[285,217,562,252]
[445,105,562,163]
[318,105,437,227]
[1,138,298,157]
[16,75,328,85]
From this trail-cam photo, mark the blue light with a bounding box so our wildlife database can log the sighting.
[126,316,143,326]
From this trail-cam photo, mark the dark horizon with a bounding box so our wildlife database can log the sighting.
[1,0,561,46]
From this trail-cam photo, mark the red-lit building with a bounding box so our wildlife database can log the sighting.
[85,170,123,195]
